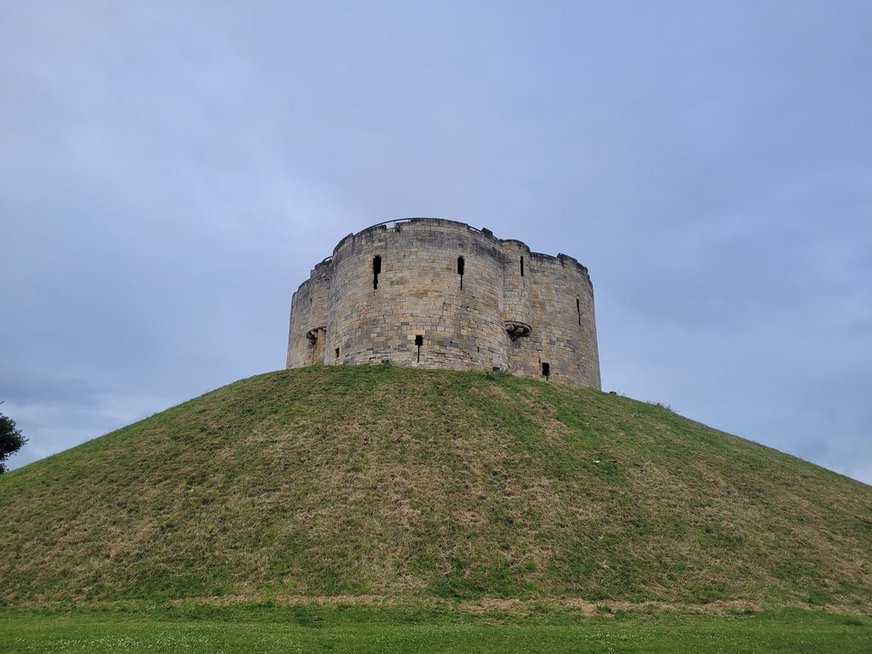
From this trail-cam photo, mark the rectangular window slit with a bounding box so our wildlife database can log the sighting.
[415,334,423,362]
[372,255,382,289]
[520,256,524,277]
[457,256,465,289]
[576,298,581,325]
[335,348,340,358]
[541,362,550,379]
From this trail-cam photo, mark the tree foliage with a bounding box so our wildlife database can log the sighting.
[0,405,27,473]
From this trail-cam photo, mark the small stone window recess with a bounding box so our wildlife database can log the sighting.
[457,256,465,289]
[576,298,581,326]
[372,255,382,289]
[414,334,424,362]
[541,362,551,379]
[520,255,525,277]
[335,348,340,359]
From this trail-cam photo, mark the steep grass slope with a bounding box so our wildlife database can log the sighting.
[1,366,869,610]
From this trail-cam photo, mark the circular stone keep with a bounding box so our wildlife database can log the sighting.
[286,218,600,389]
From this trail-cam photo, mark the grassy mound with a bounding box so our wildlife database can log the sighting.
[1,366,869,610]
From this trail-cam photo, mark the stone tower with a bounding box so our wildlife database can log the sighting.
[287,218,600,389]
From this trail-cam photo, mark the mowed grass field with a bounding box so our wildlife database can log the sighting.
[1,606,869,653]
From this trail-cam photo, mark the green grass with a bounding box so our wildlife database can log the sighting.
[1,366,870,612]
[1,606,869,653]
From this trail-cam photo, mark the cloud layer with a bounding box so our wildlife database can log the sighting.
[1,2,870,482]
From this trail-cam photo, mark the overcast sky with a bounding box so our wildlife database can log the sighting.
[1,1,870,483]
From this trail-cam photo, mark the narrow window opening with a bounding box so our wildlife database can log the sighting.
[576,298,581,325]
[520,256,525,277]
[457,256,465,289]
[372,255,382,289]
[335,348,340,359]
[541,362,550,379]
[414,334,423,362]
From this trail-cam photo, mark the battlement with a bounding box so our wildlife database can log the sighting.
[287,218,600,388]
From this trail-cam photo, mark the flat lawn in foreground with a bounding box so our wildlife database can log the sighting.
[1,607,868,653]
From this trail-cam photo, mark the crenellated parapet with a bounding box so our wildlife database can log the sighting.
[286,218,600,389]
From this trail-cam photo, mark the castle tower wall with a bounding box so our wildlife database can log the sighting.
[520,253,600,387]
[325,219,509,370]
[499,239,534,378]
[286,218,601,389]
[500,239,533,332]
[286,259,331,368]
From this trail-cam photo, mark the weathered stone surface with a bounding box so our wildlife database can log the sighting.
[287,218,601,389]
